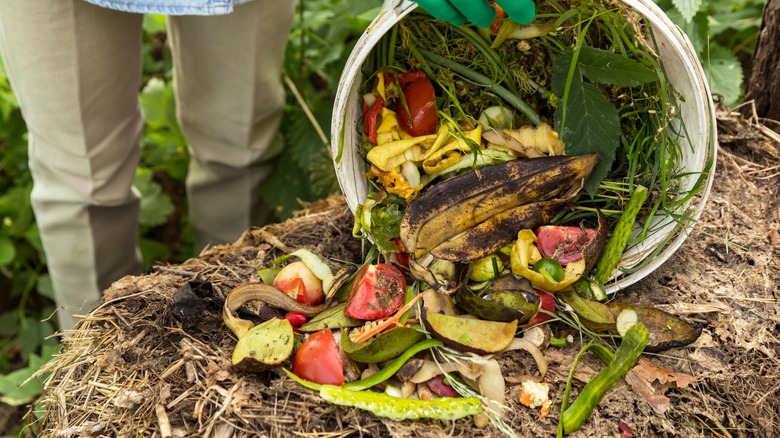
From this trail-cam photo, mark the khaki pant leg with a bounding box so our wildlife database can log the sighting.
[0,1,144,330]
[167,0,295,250]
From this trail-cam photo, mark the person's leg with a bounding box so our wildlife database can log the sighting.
[167,0,295,250]
[0,0,144,329]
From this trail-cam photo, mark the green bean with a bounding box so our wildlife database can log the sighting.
[319,384,482,420]
[343,339,443,391]
[561,323,648,434]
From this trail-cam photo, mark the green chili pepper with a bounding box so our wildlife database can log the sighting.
[594,184,648,284]
[343,339,443,391]
[560,323,648,434]
[319,384,482,420]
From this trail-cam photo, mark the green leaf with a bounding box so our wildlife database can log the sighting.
[262,151,313,221]
[133,168,174,227]
[0,236,15,266]
[139,237,171,269]
[0,344,56,406]
[702,44,743,107]
[368,196,405,254]
[36,274,55,302]
[554,74,621,197]
[142,15,167,34]
[672,0,704,23]
[0,312,19,337]
[576,47,658,87]
[21,317,54,359]
[0,366,41,406]
[662,7,709,56]
[140,78,179,132]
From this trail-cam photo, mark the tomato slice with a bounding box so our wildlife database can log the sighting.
[345,264,407,320]
[525,289,555,326]
[535,226,598,265]
[397,76,438,137]
[292,329,344,386]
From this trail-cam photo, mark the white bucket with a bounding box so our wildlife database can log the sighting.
[330,0,717,293]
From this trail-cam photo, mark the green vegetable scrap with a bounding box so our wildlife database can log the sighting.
[594,185,649,283]
[560,323,649,435]
[320,385,483,420]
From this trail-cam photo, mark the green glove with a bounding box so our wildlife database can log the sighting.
[415,0,535,28]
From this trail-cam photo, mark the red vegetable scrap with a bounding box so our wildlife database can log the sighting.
[345,263,407,321]
[364,96,384,145]
[392,237,410,267]
[489,2,506,34]
[426,375,461,398]
[292,328,344,386]
[535,225,598,265]
[285,311,307,333]
[619,421,634,438]
[525,289,555,327]
[395,74,438,137]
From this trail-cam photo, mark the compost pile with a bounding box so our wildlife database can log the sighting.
[28,107,780,437]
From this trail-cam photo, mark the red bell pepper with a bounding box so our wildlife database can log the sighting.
[363,95,384,145]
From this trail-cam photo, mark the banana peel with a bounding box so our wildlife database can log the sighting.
[223,266,354,371]
[431,198,566,262]
[400,154,599,262]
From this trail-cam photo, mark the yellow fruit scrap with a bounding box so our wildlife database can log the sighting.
[366,134,438,172]
[422,125,483,174]
[367,166,418,200]
[510,229,585,291]
[482,123,566,157]
[376,108,413,145]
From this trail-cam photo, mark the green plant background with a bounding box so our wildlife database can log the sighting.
[0,0,764,434]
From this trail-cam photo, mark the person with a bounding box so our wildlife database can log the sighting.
[416,0,535,27]
[0,0,535,331]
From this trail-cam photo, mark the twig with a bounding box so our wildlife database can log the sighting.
[152,266,201,277]
[283,73,330,148]
[156,404,173,438]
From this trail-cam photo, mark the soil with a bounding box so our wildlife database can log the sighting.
[19,107,780,437]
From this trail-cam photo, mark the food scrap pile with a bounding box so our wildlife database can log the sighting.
[219,1,712,436]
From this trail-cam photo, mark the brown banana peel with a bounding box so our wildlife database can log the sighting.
[400,154,599,262]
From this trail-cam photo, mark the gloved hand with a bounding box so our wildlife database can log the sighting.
[415,0,535,28]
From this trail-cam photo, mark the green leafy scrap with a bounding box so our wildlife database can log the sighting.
[552,50,623,197]
[368,196,405,254]
[554,77,620,197]
[575,47,658,87]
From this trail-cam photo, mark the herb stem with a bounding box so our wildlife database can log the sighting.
[417,49,542,125]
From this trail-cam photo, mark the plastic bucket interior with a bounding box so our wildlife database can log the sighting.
[331,0,718,293]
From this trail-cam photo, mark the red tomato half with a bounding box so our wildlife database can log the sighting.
[525,289,555,326]
[535,226,598,266]
[345,264,407,320]
[397,77,438,137]
[292,329,344,386]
